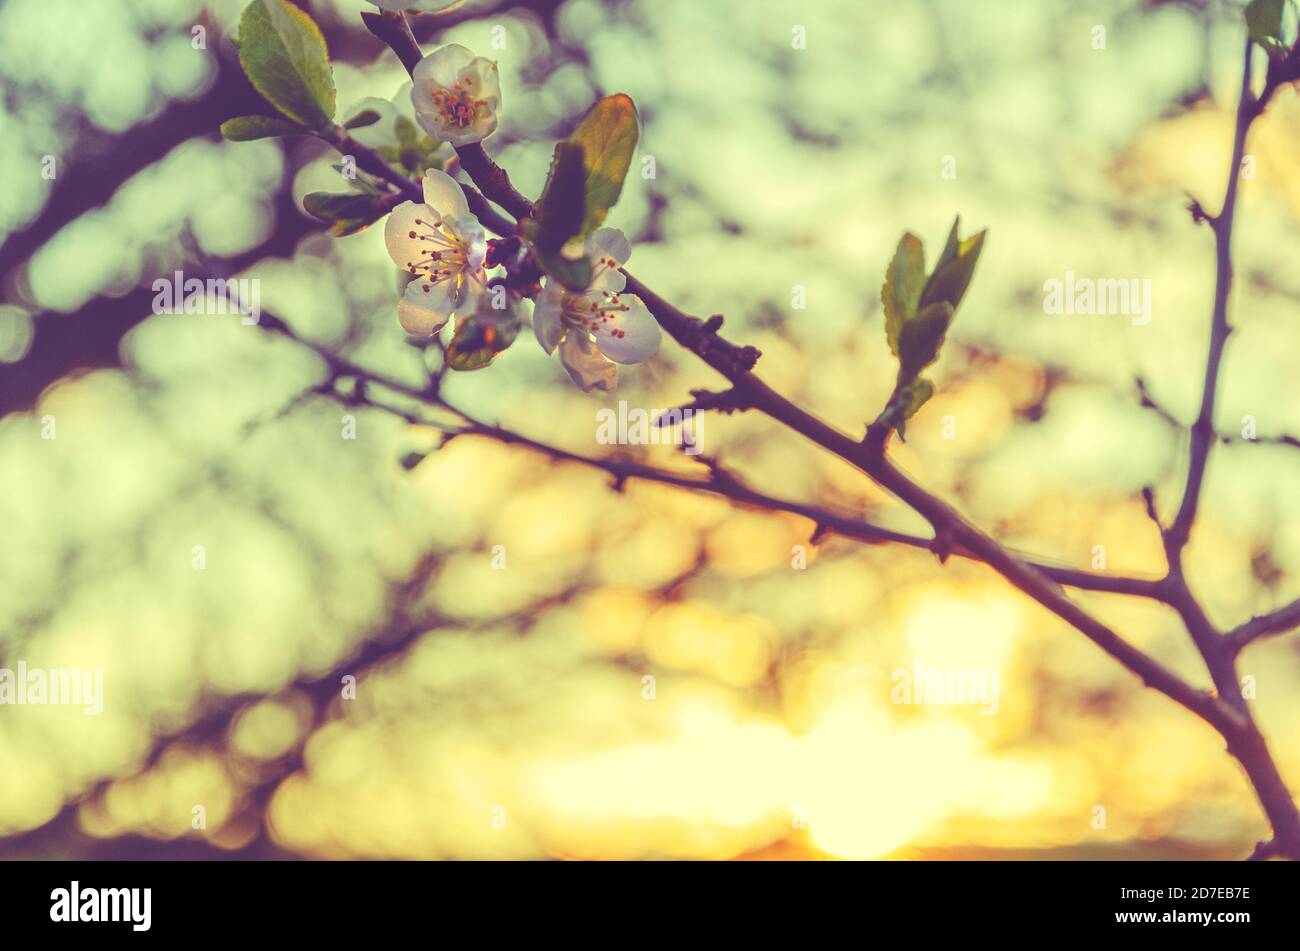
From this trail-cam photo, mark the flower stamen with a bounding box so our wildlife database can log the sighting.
[403,216,474,280]
[430,80,487,129]
[561,289,632,337]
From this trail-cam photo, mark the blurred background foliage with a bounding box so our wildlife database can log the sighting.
[0,0,1298,859]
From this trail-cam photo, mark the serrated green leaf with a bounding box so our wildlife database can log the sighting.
[533,141,588,254]
[237,0,336,129]
[918,223,985,312]
[877,217,985,441]
[882,232,925,356]
[897,301,954,379]
[220,115,305,140]
[566,94,640,238]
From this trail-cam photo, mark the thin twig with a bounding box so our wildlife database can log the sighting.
[360,12,1240,737]
[1153,38,1300,855]
[254,302,1158,597]
[359,11,1297,856]
[1167,38,1255,552]
[1230,598,1300,652]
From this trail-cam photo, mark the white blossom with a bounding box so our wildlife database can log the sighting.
[532,229,660,392]
[384,168,487,335]
[410,44,500,146]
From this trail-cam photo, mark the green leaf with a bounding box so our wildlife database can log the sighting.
[1246,0,1287,53]
[565,94,640,238]
[379,116,441,176]
[343,109,381,130]
[892,377,935,439]
[533,247,593,292]
[877,217,985,440]
[882,233,925,356]
[934,216,961,271]
[237,0,336,129]
[220,115,305,140]
[394,115,420,147]
[897,301,954,379]
[877,377,935,440]
[303,191,385,236]
[917,220,985,312]
[532,141,589,254]
[901,377,935,420]
[445,307,523,371]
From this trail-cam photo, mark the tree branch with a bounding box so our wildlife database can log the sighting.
[252,305,1159,598]
[1166,38,1255,552]
[1153,38,1300,855]
[1229,598,1300,652]
[360,9,1244,733]
[354,11,1300,856]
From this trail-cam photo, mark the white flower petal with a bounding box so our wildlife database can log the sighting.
[588,228,631,267]
[559,332,617,392]
[455,215,487,271]
[445,113,497,147]
[415,44,475,88]
[411,107,444,143]
[446,270,485,311]
[591,294,660,364]
[584,229,629,293]
[398,279,454,336]
[588,265,626,295]
[532,282,565,354]
[460,58,500,107]
[421,168,469,219]
[384,201,430,273]
[454,61,500,146]
[410,46,499,146]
